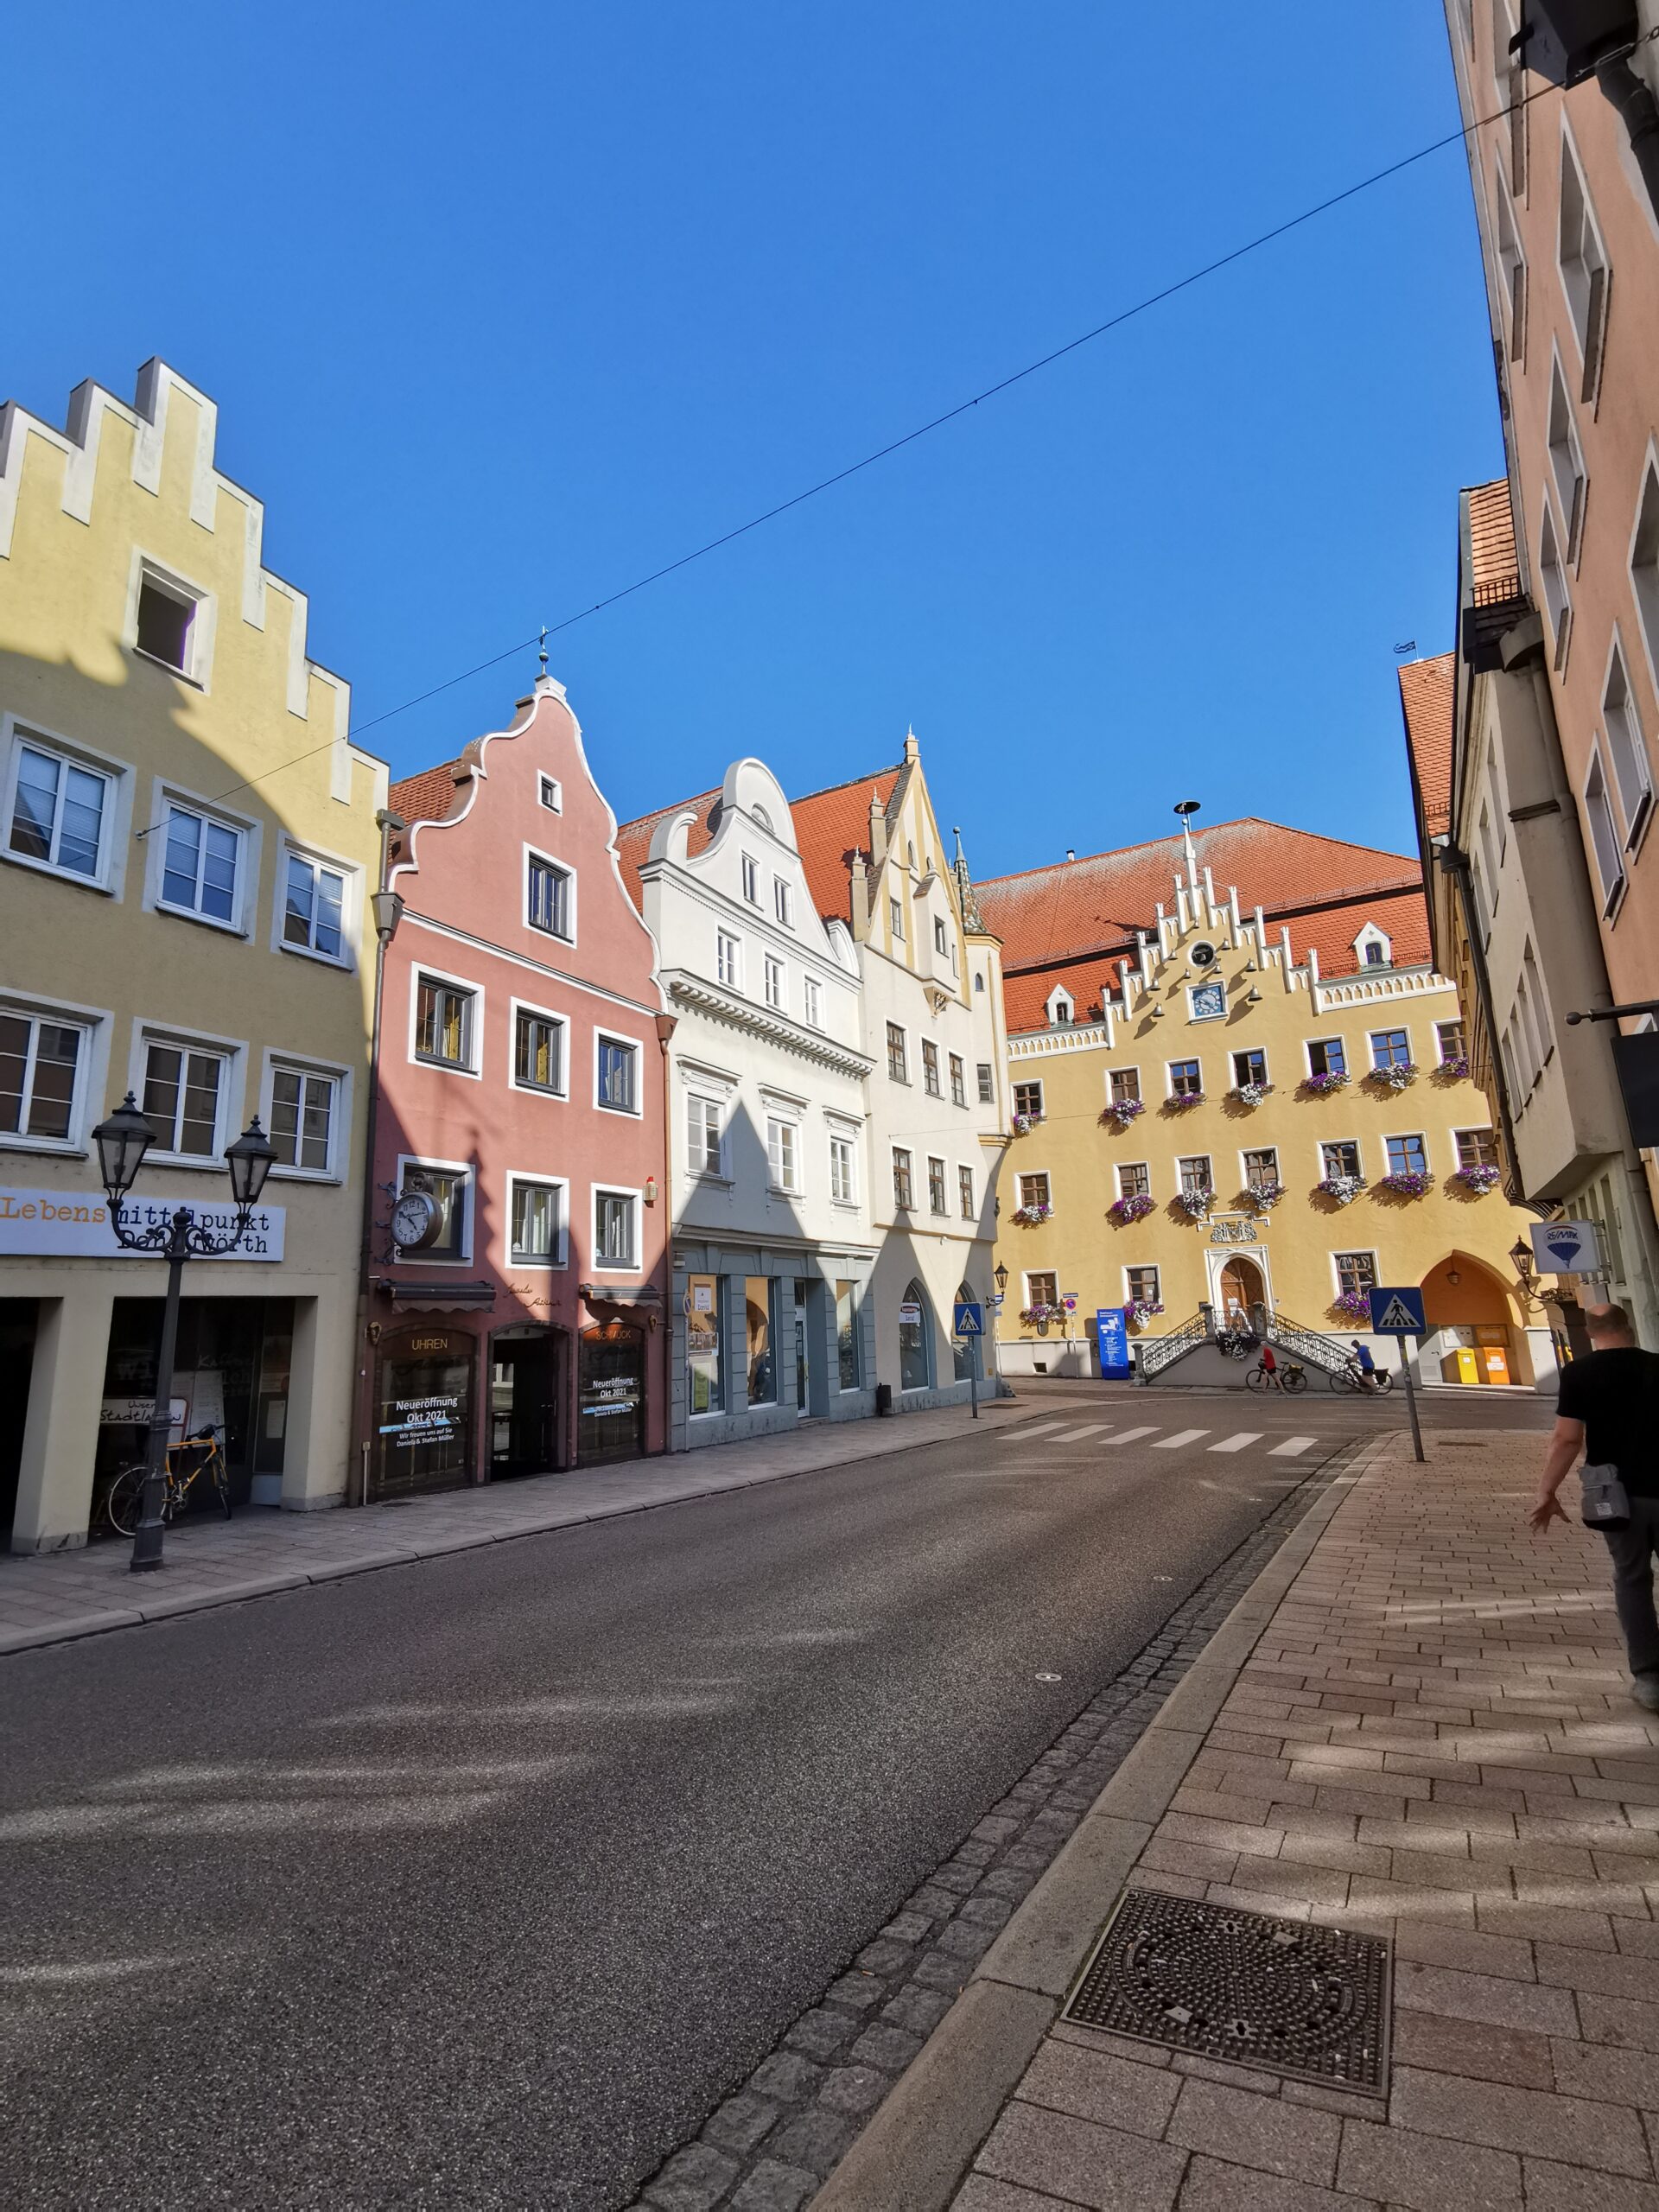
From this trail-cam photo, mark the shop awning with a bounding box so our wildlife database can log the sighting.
[378,1279,497,1311]
[579,1283,664,1310]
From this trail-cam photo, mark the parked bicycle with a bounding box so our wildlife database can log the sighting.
[106,1426,232,1535]
[1329,1357,1395,1395]
[1246,1356,1306,1395]
[1215,1327,1259,1360]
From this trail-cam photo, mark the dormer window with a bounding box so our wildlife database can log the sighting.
[1354,923,1392,969]
[1048,994,1073,1027]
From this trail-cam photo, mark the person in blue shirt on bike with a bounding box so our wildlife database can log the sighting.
[1351,1339,1377,1390]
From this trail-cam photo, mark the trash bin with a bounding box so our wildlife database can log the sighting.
[874,1382,893,1416]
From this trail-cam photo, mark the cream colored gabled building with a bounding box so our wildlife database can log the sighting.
[0,361,385,1550]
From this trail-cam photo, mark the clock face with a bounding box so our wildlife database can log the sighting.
[391,1191,440,1250]
[1189,980,1227,1022]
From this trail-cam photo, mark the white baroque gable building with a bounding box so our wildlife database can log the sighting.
[621,759,879,1450]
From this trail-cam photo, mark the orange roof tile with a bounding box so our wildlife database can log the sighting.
[614,766,902,922]
[613,786,724,911]
[1466,477,1519,594]
[1398,653,1456,842]
[389,760,469,864]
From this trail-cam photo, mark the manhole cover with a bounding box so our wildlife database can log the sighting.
[1063,1888,1390,2094]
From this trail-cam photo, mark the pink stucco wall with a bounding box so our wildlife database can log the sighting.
[366,680,669,1482]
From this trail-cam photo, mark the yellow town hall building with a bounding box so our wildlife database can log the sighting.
[976,814,1551,1389]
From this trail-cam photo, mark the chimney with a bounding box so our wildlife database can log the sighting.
[849,852,870,939]
[868,790,888,867]
[1065,849,1076,861]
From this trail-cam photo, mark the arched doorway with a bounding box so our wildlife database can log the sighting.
[1421,1253,1522,1385]
[899,1279,932,1393]
[1218,1255,1266,1327]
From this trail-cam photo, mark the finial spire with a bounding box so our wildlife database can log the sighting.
[1173,799,1201,893]
[538,625,549,678]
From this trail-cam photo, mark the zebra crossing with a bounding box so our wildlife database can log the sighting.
[1010,1419,1323,1459]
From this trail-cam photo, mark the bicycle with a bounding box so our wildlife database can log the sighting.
[106,1426,232,1535]
[1215,1327,1259,1360]
[1246,1357,1306,1395]
[1329,1357,1395,1395]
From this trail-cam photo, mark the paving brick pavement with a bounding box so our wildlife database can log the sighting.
[855,1424,1659,2212]
[0,1395,1031,1655]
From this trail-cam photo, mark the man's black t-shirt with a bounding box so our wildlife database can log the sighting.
[1557,1347,1659,1497]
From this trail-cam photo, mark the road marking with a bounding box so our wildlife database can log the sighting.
[1269,1435,1319,1457]
[1106,1425,1159,1447]
[1047,1422,1114,1443]
[1015,1425,1068,1440]
[1209,1432,1263,1452]
[1154,1429,1209,1450]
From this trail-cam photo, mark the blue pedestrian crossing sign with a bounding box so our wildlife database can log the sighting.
[1367,1285,1426,1335]
[953,1300,984,1337]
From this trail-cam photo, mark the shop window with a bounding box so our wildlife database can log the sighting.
[596,1034,639,1114]
[526,853,573,940]
[514,1007,565,1096]
[887,1023,908,1083]
[415,976,475,1070]
[160,804,241,927]
[746,1277,777,1405]
[1169,1058,1202,1097]
[143,1039,225,1158]
[1117,1160,1150,1199]
[836,1281,861,1390]
[6,737,112,883]
[509,1178,563,1266]
[593,1188,638,1269]
[899,1279,931,1391]
[949,1052,966,1105]
[269,1065,337,1176]
[928,1156,947,1214]
[892,1147,913,1210]
[580,1325,645,1463]
[0,1010,85,1145]
[687,1275,722,1414]
[283,851,346,961]
[373,1325,474,1499]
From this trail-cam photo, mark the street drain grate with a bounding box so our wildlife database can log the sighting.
[1063,1888,1390,2094]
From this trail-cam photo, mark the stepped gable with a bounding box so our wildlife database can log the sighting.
[977,817,1431,1035]
[1398,653,1456,842]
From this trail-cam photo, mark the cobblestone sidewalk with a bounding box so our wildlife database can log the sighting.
[0,1396,1027,1656]
[871,1423,1659,2212]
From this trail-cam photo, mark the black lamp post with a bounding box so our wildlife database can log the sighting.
[994,1262,1009,1296]
[92,1092,277,1572]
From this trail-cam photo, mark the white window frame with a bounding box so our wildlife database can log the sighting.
[741,853,760,906]
[1231,1046,1269,1090]
[0,718,126,894]
[950,1052,966,1106]
[1321,1138,1363,1181]
[1122,1263,1160,1307]
[260,1051,349,1182]
[508,997,569,1099]
[1332,1249,1378,1303]
[1166,1058,1202,1100]
[505,1170,569,1269]
[1178,1154,1213,1197]
[1242,1144,1280,1191]
[1369,1027,1413,1072]
[828,1127,858,1206]
[0,989,105,1155]
[1012,1077,1045,1118]
[685,1089,726,1179]
[1629,443,1659,702]
[1600,629,1653,855]
[927,1154,948,1215]
[934,916,949,956]
[395,1152,474,1266]
[892,1146,914,1210]
[409,965,484,1078]
[1540,497,1573,671]
[1352,923,1392,969]
[130,1021,243,1168]
[524,845,576,944]
[1382,1131,1429,1180]
[1547,346,1589,564]
[146,782,257,938]
[1024,1268,1060,1310]
[537,774,563,814]
[957,1162,976,1219]
[773,875,794,926]
[1306,1036,1347,1079]
[1016,1167,1052,1211]
[1116,1160,1150,1199]
[1556,118,1611,396]
[888,895,905,942]
[766,1114,802,1195]
[1493,150,1527,364]
[1454,1128,1500,1173]
[593,1027,643,1117]
[1583,745,1627,918]
[275,839,359,969]
[129,553,214,688]
[803,976,823,1029]
[591,1183,642,1274]
[1434,1019,1466,1066]
[716,930,743,989]
[763,955,786,1011]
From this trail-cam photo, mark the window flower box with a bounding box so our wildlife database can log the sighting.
[1103,1096,1146,1127]
[1435,1055,1471,1081]
[1455,1163,1502,1192]
[1228,1081,1274,1109]
[1315,1174,1367,1205]
[1020,1302,1065,1327]
[1109,1192,1156,1224]
[1012,1203,1053,1225]
[1011,1111,1044,1135]
[1165,1090,1205,1112]
[1126,1299,1165,1326]
[1376,1169,1433,1198]
[1178,1189,1213,1221]
[1247,1179,1287,1212]
[1369,1061,1420,1091]
[1301,1071,1350,1095]
[1331,1287,1373,1323]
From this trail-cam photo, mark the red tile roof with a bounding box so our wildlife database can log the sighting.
[1398,653,1456,842]
[614,766,902,922]
[388,760,470,865]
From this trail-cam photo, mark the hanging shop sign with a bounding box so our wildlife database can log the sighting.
[0,1186,285,1261]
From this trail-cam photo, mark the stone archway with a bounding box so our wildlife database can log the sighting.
[1420,1251,1524,1386]
[1217,1255,1266,1325]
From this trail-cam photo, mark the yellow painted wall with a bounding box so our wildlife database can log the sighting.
[992,881,1536,1376]
[0,361,386,1541]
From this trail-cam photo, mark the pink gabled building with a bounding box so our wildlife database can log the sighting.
[361,670,671,1497]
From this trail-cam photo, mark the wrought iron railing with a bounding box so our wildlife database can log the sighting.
[1136,1311,1211,1380]
[1261,1307,1351,1378]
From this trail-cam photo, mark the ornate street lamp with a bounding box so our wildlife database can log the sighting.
[92,1093,277,1573]
[994,1262,1010,1296]
[1510,1237,1538,1309]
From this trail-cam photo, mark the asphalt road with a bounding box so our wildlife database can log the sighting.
[1,1388,1548,2210]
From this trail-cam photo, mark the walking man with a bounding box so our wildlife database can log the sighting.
[1530,1303,1659,1711]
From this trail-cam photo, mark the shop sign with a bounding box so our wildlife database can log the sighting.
[899,1300,922,1325]
[99,1396,187,1437]
[0,1185,285,1261]
[378,1395,463,1447]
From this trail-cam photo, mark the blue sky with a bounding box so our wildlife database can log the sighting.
[11,3,1502,880]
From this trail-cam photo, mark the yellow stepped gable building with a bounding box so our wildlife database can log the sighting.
[975,812,1551,1391]
[0,361,387,1551]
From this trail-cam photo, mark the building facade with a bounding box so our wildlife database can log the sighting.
[618,759,879,1450]
[977,817,1549,1389]
[0,361,385,1550]
[369,673,671,1493]
[1442,0,1659,1303]
[1400,483,1659,1346]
